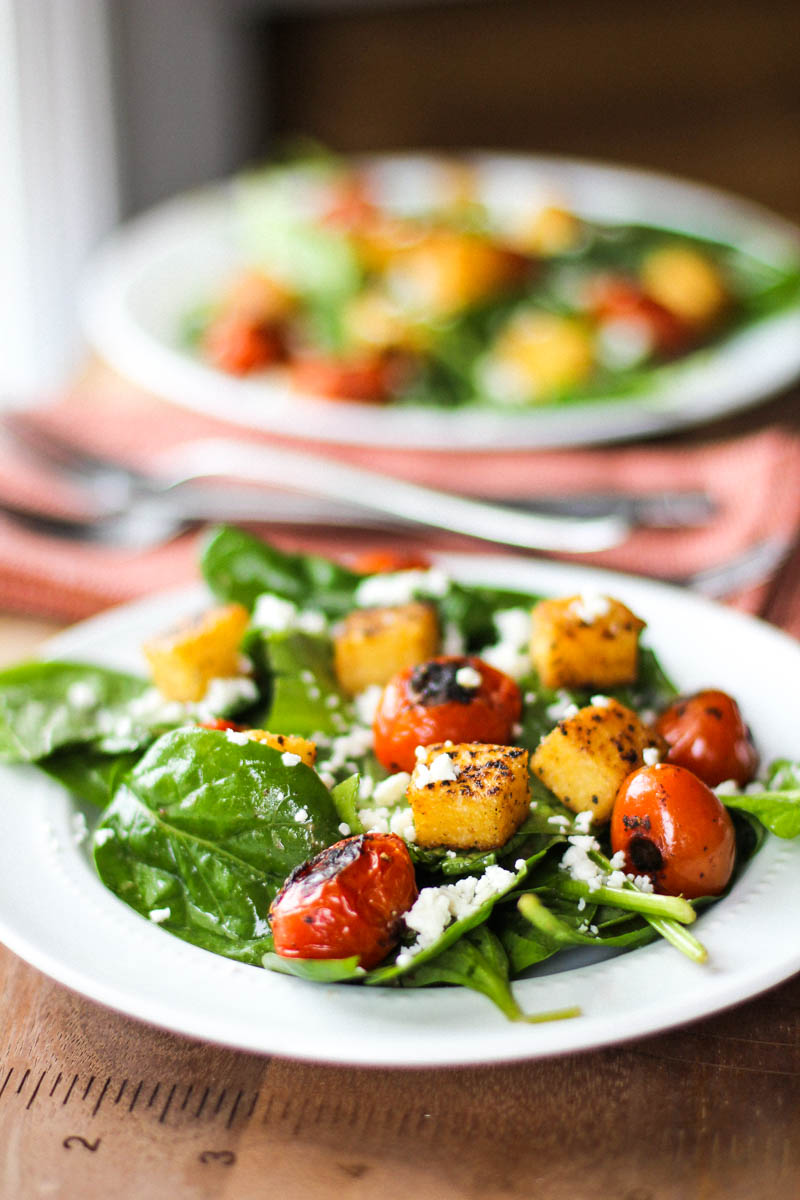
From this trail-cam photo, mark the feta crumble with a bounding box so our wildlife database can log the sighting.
[225,729,251,745]
[67,681,99,709]
[372,771,411,807]
[454,665,482,690]
[353,684,383,725]
[396,866,517,965]
[251,592,327,635]
[338,822,352,837]
[546,693,579,722]
[359,805,416,842]
[570,593,611,624]
[354,567,450,608]
[282,752,302,767]
[149,907,171,924]
[642,746,662,766]
[413,752,460,787]
[294,807,309,822]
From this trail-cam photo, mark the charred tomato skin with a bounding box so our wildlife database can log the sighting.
[655,689,758,787]
[372,655,523,773]
[269,832,418,969]
[610,763,736,899]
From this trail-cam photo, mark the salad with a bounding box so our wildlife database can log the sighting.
[1,527,799,1024]
[183,153,800,410]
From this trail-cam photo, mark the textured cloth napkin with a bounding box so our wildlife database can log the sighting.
[2,376,800,633]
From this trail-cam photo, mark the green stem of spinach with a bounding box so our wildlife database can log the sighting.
[552,875,697,924]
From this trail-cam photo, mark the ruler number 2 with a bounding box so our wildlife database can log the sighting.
[63,1135,101,1153]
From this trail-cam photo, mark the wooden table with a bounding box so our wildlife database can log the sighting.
[1,616,799,1199]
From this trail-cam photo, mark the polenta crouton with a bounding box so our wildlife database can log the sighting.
[408,742,529,850]
[333,603,438,695]
[143,603,250,703]
[530,594,645,690]
[245,730,317,766]
[531,699,662,822]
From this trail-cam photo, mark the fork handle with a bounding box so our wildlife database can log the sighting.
[155,438,629,554]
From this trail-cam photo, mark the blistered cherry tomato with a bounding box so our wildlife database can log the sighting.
[269,832,417,969]
[373,656,522,773]
[655,689,758,787]
[204,313,284,375]
[351,548,432,575]
[611,763,735,899]
[586,275,691,357]
[290,353,400,403]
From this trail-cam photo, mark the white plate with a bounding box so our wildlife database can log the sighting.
[79,153,800,450]
[1,556,799,1066]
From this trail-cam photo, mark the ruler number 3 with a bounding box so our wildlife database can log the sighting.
[63,1135,101,1153]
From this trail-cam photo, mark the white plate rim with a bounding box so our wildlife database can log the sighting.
[1,554,799,1067]
[79,151,800,452]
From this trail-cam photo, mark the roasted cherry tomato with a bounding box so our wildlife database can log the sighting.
[269,832,417,969]
[373,656,522,773]
[610,763,736,899]
[290,352,402,403]
[203,313,284,375]
[586,274,691,357]
[655,689,758,788]
[198,718,244,732]
[351,548,432,575]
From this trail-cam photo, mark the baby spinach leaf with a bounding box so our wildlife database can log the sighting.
[720,760,800,839]
[398,926,527,1021]
[40,747,143,808]
[330,775,364,834]
[201,526,361,617]
[254,631,352,738]
[261,953,364,982]
[94,727,342,964]
[0,661,152,763]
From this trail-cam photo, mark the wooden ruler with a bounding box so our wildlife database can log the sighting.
[3,940,800,1200]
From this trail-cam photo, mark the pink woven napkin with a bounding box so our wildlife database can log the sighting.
[2,378,800,630]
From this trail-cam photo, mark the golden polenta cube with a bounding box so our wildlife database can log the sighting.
[245,730,317,767]
[408,742,530,850]
[531,700,662,822]
[530,594,645,690]
[333,603,438,695]
[143,603,249,703]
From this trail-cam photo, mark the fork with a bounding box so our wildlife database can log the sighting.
[0,415,716,553]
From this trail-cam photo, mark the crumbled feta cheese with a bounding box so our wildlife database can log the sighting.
[479,607,532,680]
[590,694,612,708]
[454,665,482,690]
[642,746,661,766]
[149,907,171,924]
[316,725,375,775]
[199,675,258,720]
[358,775,375,800]
[596,316,654,370]
[225,729,251,745]
[294,807,309,822]
[714,779,740,796]
[67,681,99,709]
[319,771,336,790]
[359,804,416,842]
[372,771,411,807]
[606,870,627,889]
[441,621,466,655]
[71,812,89,844]
[514,858,527,871]
[524,691,536,705]
[560,834,606,891]
[546,692,579,722]
[548,814,571,828]
[354,567,450,608]
[251,592,326,635]
[354,685,383,725]
[570,593,611,624]
[609,850,627,870]
[93,827,115,846]
[571,810,594,833]
[338,822,352,837]
[577,896,586,911]
[282,752,302,767]
[399,865,517,962]
[630,874,655,893]
[413,752,460,787]
[325,694,340,709]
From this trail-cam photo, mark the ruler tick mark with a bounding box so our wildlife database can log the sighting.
[0,1068,14,1101]
[159,1084,177,1124]
[49,1072,62,1099]
[195,1086,210,1119]
[114,1079,128,1105]
[129,1080,143,1113]
[82,1076,95,1102]
[26,1071,46,1110]
[92,1077,111,1117]
[147,1082,160,1109]
[180,1084,194,1111]
[213,1089,227,1116]
[246,1091,260,1120]
[63,1075,78,1106]
[16,1068,30,1094]
[226,1090,244,1129]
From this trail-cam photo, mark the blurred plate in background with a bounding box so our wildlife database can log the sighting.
[80,153,800,450]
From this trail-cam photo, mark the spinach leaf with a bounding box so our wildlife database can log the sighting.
[40,747,143,808]
[251,631,352,738]
[720,760,800,839]
[330,775,364,833]
[261,953,364,983]
[94,727,342,964]
[201,526,361,617]
[0,661,152,763]
[499,901,654,975]
[397,926,529,1021]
